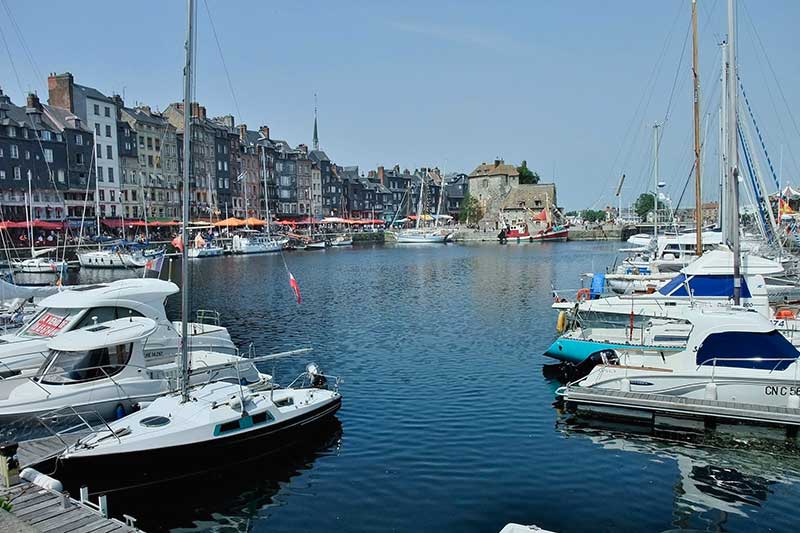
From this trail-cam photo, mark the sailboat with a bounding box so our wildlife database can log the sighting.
[46,0,341,482]
[10,183,68,274]
[394,172,451,243]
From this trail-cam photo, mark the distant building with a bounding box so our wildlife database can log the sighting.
[444,173,468,219]
[468,159,519,216]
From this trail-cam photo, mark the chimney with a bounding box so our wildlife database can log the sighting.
[238,124,247,142]
[494,159,502,167]
[198,106,207,119]
[137,104,152,115]
[48,72,74,112]
[377,165,385,185]
[259,125,270,140]
[393,164,400,174]
[298,144,308,155]
[190,102,200,118]
[26,93,41,110]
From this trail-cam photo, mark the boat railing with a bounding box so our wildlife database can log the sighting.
[196,309,221,326]
[698,356,800,382]
[36,404,124,448]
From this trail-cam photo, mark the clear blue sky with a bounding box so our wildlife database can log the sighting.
[2,0,799,210]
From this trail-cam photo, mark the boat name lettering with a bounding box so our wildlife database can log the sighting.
[145,350,164,359]
[764,385,800,396]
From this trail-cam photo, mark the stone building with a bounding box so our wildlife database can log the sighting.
[499,183,558,226]
[48,72,121,217]
[468,159,519,216]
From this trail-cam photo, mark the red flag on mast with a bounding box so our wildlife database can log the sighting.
[288,272,302,304]
[171,235,184,252]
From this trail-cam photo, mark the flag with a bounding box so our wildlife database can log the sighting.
[171,235,184,252]
[779,198,795,216]
[143,252,165,279]
[288,271,302,304]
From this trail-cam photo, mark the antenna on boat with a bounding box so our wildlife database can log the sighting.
[179,0,195,403]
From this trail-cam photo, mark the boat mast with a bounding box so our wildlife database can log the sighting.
[434,167,445,228]
[140,178,149,240]
[718,40,727,230]
[726,0,741,304]
[26,172,33,255]
[93,132,101,249]
[179,0,195,403]
[261,147,272,238]
[692,0,703,255]
[415,175,424,230]
[652,122,661,239]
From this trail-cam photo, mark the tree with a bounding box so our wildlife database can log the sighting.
[634,193,655,221]
[459,193,484,224]
[517,160,540,184]
[565,210,578,217]
[581,209,606,223]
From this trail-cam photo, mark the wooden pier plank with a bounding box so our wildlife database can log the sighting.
[38,509,97,532]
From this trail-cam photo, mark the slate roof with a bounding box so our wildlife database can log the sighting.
[469,160,519,178]
[42,104,91,132]
[74,83,115,104]
[122,107,170,127]
[309,149,329,163]
[0,94,60,133]
[499,184,557,210]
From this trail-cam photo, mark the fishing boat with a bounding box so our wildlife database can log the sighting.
[0,317,264,423]
[43,0,341,484]
[0,278,235,377]
[531,224,569,242]
[499,222,531,242]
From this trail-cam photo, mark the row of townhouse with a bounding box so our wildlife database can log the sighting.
[0,71,473,225]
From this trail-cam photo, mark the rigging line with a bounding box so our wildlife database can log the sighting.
[0,0,43,84]
[597,1,687,205]
[662,14,692,126]
[740,1,800,181]
[202,0,242,120]
[0,20,25,97]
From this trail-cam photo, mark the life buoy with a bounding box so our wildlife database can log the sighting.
[776,308,797,320]
[576,288,591,302]
[556,311,567,333]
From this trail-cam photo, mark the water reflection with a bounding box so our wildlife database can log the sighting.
[92,417,343,533]
[557,419,800,530]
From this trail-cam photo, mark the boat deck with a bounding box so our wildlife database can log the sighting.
[562,386,800,429]
[0,479,140,532]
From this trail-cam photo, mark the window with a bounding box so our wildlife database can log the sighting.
[76,134,83,145]
[93,104,100,115]
[147,137,152,149]
[124,128,130,137]
[41,131,52,141]
[110,190,115,201]
[217,160,222,171]
[7,126,16,137]
[75,153,84,165]
[36,343,133,384]
[139,135,145,148]
[108,168,114,182]
[223,161,228,171]
[96,143,102,158]
[99,189,105,201]
[0,147,3,157]
[124,142,131,151]
[44,148,53,163]
[105,125,111,137]
[104,106,110,117]
[106,145,113,159]
[94,123,101,136]
[148,155,154,167]
[0,170,5,179]
[155,139,160,151]
[97,166,104,180]
[13,167,21,180]
[57,169,65,183]
[24,150,30,160]
[10,145,18,158]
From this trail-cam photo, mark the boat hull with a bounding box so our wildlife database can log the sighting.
[188,247,224,258]
[395,233,448,244]
[531,227,569,242]
[544,337,683,364]
[46,395,342,489]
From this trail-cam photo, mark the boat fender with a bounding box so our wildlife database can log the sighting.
[776,308,796,320]
[576,288,591,302]
[20,468,63,493]
[619,378,630,392]
[704,383,718,401]
[115,403,126,420]
[556,311,567,334]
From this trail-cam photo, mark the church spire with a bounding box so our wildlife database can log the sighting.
[312,93,319,151]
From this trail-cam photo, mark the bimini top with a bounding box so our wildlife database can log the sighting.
[39,279,179,310]
[684,308,799,371]
[47,317,157,352]
[681,248,783,276]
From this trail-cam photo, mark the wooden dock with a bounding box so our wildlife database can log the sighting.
[562,386,800,431]
[0,480,141,532]
[17,433,89,470]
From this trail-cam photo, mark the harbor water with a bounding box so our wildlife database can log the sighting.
[37,242,800,531]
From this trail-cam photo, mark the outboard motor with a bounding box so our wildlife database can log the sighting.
[544,349,619,383]
[306,363,327,388]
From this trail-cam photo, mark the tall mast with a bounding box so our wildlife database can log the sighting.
[726,0,741,304]
[140,177,149,240]
[692,0,703,255]
[652,123,661,238]
[26,172,33,254]
[718,40,728,230]
[261,146,272,238]
[415,175,424,229]
[179,0,195,402]
[93,132,101,249]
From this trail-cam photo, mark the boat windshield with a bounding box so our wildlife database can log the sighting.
[658,274,752,298]
[696,330,799,370]
[18,308,82,338]
[36,343,133,385]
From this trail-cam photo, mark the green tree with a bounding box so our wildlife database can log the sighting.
[565,210,578,217]
[517,160,540,184]
[634,193,655,221]
[459,193,484,224]
[581,209,606,223]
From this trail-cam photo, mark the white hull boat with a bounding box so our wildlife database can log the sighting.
[188,245,224,258]
[394,230,449,244]
[231,234,286,254]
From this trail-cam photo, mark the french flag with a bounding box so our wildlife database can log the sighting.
[288,272,302,304]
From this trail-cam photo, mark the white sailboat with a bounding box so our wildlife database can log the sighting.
[394,172,450,244]
[10,178,68,274]
[46,0,341,483]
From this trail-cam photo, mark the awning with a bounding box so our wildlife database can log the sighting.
[214,217,246,227]
[242,217,266,226]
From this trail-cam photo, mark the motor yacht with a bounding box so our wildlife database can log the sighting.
[0,317,265,423]
[0,278,234,378]
[231,232,287,254]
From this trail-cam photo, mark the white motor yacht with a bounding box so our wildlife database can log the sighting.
[231,232,287,254]
[0,278,234,378]
[565,307,800,409]
[0,317,266,423]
